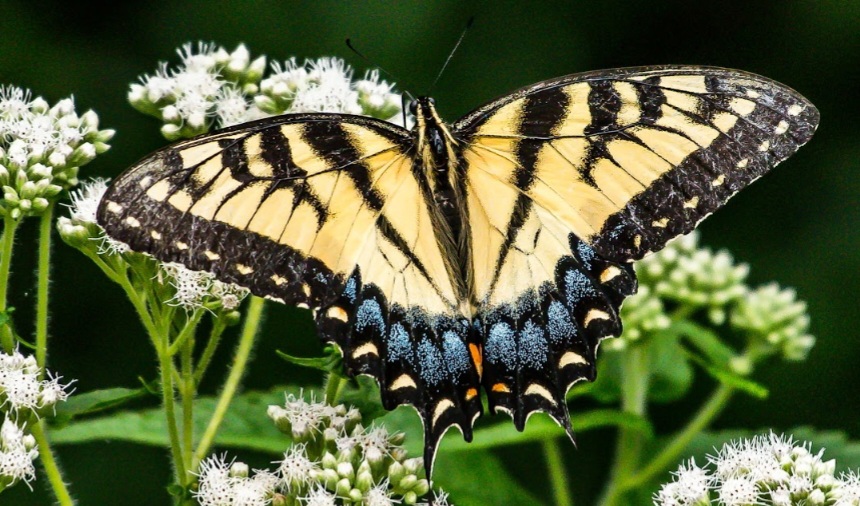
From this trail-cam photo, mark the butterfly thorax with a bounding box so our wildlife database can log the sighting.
[411,97,473,303]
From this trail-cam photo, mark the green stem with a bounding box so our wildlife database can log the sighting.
[193,318,227,385]
[30,419,74,506]
[35,204,54,374]
[324,372,347,406]
[598,344,651,506]
[0,217,20,352]
[180,329,195,472]
[193,296,264,466]
[542,439,573,506]
[159,343,187,488]
[623,383,735,489]
[167,309,204,357]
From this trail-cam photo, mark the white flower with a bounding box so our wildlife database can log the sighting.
[195,454,235,506]
[0,417,38,488]
[365,480,398,506]
[0,350,72,414]
[360,425,392,464]
[303,484,337,506]
[418,490,453,506]
[278,444,318,491]
[159,263,247,311]
[67,177,108,224]
[195,454,276,506]
[717,476,760,506]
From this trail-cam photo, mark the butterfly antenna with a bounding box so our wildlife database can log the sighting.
[345,38,402,85]
[428,16,475,94]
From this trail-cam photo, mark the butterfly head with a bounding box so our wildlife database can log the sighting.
[411,97,458,173]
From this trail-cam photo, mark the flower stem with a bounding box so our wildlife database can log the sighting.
[30,419,74,506]
[193,296,265,466]
[180,329,196,472]
[35,204,54,374]
[324,372,346,406]
[597,344,650,506]
[623,383,735,489]
[193,318,227,385]
[0,216,20,352]
[542,439,573,506]
[158,343,187,488]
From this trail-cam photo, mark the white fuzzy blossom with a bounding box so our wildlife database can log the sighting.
[0,85,113,219]
[0,417,38,489]
[198,394,434,504]
[656,433,858,506]
[0,350,71,415]
[303,484,337,506]
[194,454,276,506]
[160,262,249,311]
[278,444,319,492]
[129,43,406,140]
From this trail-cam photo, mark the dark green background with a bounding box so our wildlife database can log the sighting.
[1,1,858,504]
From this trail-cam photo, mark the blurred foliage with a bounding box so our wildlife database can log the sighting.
[0,1,857,504]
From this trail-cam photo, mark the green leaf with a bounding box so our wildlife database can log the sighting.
[51,386,300,452]
[0,307,12,326]
[51,386,152,427]
[277,344,344,374]
[444,410,652,453]
[587,332,693,404]
[383,407,651,456]
[671,319,736,366]
[433,451,546,506]
[648,331,694,402]
[685,351,769,399]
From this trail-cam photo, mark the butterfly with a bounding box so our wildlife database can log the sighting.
[97,65,818,473]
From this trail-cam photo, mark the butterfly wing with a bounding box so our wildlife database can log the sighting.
[97,114,483,456]
[454,66,818,429]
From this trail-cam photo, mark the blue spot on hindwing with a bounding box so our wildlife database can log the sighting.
[486,322,517,370]
[518,320,548,368]
[577,241,596,270]
[564,269,597,305]
[387,323,411,364]
[442,331,469,377]
[548,300,576,344]
[417,339,445,385]
[355,299,385,335]
[343,276,357,303]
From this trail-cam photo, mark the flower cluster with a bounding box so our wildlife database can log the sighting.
[128,43,405,139]
[731,283,815,361]
[655,433,860,506]
[614,232,814,363]
[635,233,749,325]
[161,262,249,312]
[0,417,38,491]
[0,349,71,416]
[195,394,443,506]
[0,86,113,219]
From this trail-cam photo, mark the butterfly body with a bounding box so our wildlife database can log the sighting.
[98,66,818,473]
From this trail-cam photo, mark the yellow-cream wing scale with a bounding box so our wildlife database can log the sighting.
[452,66,818,431]
[97,115,483,463]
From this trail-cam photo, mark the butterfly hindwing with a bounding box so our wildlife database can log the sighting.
[455,65,817,428]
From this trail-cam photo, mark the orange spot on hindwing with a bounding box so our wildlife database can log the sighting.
[469,343,483,380]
